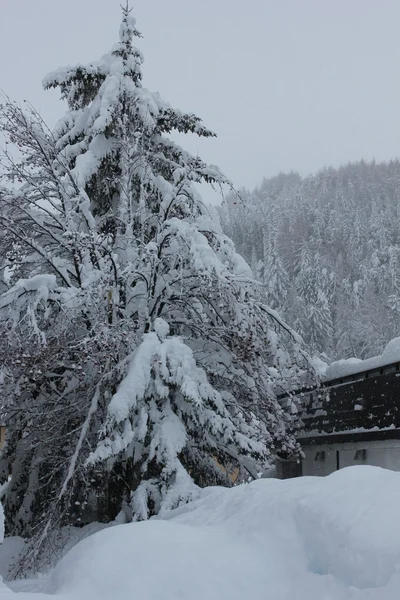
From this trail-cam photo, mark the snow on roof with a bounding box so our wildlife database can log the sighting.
[297,424,398,440]
[322,336,400,381]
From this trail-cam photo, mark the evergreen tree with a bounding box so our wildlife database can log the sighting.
[294,248,333,357]
[263,231,289,311]
[334,279,362,359]
[0,7,309,574]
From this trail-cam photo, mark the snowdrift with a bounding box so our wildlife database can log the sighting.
[0,496,3,545]
[2,466,400,599]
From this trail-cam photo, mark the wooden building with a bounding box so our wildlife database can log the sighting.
[278,360,400,477]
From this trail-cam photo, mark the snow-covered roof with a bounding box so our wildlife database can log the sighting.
[321,337,400,381]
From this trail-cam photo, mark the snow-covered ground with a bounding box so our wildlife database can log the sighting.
[0,493,3,545]
[2,466,400,599]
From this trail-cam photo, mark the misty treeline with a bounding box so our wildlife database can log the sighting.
[220,161,400,361]
[0,7,312,575]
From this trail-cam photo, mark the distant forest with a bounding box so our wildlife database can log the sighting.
[220,160,400,360]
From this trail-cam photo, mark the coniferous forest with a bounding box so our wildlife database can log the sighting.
[220,161,400,360]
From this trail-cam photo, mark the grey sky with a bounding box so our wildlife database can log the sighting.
[2,0,400,202]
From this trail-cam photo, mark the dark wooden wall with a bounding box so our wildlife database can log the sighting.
[293,362,400,444]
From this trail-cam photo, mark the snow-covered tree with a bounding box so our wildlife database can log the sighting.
[0,7,309,574]
[263,231,289,311]
[292,248,333,357]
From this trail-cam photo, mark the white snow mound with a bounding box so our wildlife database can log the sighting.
[0,497,4,545]
[3,466,400,599]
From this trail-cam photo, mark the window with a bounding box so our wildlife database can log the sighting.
[314,451,326,462]
[354,449,367,461]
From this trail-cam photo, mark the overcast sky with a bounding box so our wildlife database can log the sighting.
[2,0,400,202]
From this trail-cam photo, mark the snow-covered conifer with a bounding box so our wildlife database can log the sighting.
[0,6,310,574]
[263,232,289,311]
[294,248,333,357]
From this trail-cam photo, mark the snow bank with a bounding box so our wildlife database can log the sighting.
[323,336,400,380]
[0,498,3,545]
[3,466,400,599]
[0,537,24,581]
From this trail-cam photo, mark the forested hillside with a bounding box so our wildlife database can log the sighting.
[220,160,400,360]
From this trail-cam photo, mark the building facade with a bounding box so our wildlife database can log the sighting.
[278,360,400,478]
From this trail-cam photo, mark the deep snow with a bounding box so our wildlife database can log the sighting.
[0,493,3,545]
[2,466,400,599]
